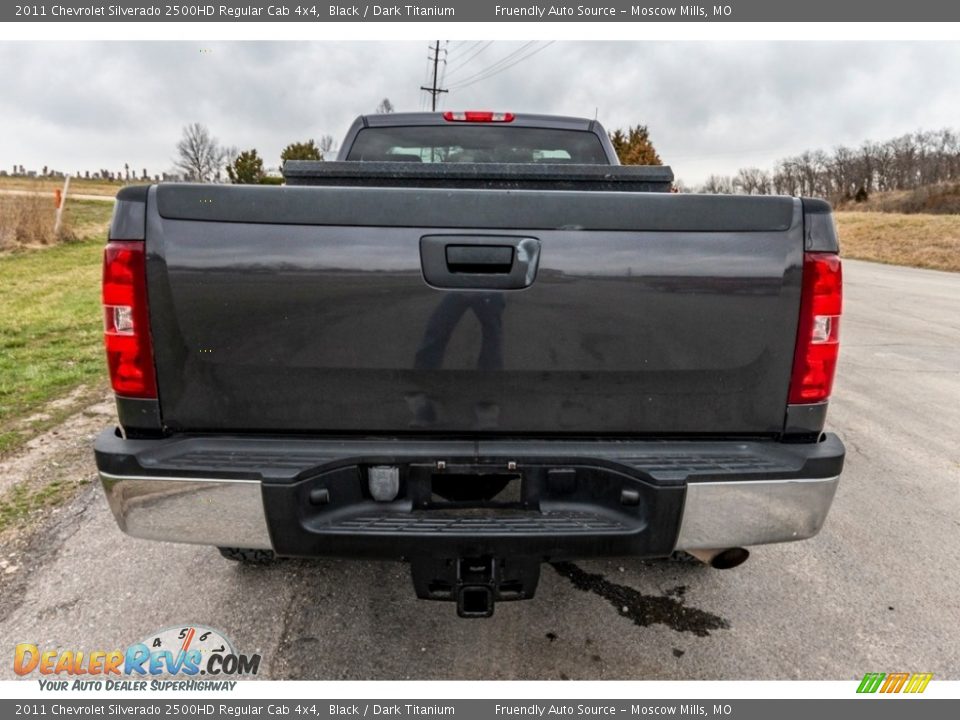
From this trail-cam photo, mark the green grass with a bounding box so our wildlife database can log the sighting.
[62,197,114,239]
[0,200,113,454]
[0,477,91,533]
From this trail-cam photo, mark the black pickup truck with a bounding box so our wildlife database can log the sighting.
[94,111,844,617]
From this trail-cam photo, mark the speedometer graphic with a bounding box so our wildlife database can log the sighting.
[139,625,235,674]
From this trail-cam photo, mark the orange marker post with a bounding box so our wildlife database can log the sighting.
[54,175,70,235]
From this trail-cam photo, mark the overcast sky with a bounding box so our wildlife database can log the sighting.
[2,41,960,185]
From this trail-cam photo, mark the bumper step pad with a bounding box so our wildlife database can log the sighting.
[330,510,627,535]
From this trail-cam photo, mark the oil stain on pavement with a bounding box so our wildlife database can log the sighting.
[550,562,730,637]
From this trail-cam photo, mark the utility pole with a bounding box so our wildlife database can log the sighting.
[420,40,448,111]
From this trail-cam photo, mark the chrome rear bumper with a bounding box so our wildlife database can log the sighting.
[98,471,839,553]
[99,472,273,549]
[674,475,840,550]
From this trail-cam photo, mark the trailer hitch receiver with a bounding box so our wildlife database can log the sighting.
[411,556,541,618]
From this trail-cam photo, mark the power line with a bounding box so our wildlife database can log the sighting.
[444,41,494,78]
[445,40,482,62]
[419,49,433,110]
[447,42,534,87]
[419,40,448,112]
[444,41,489,76]
[422,50,433,85]
[447,42,543,90]
[448,42,555,92]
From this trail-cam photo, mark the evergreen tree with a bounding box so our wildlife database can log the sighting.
[280,140,322,168]
[609,125,662,166]
[227,149,266,184]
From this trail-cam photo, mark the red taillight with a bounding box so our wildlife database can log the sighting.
[442,111,515,123]
[102,241,157,398]
[789,253,842,404]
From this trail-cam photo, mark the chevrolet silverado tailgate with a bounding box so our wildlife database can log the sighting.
[144,183,803,435]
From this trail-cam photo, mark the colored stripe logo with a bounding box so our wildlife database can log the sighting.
[857,672,933,694]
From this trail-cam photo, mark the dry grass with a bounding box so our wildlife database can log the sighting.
[836,211,960,273]
[0,175,130,197]
[836,183,960,215]
[60,198,113,244]
[0,194,75,250]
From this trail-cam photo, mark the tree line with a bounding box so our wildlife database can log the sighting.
[178,98,395,184]
[698,127,960,200]
[175,122,337,184]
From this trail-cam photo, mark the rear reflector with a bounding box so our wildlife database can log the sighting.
[442,111,515,123]
[102,241,157,398]
[789,253,842,404]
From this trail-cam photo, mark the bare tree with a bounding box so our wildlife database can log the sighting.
[175,123,229,182]
[738,126,960,202]
[700,174,736,194]
[318,134,337,159]
[217,145,239,182]
[375,97,395,114]
[734,167,772,195]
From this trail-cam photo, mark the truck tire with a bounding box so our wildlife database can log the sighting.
[217,547,277,564]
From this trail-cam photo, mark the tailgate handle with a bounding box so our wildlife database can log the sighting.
[445,245,514,274]
[421,235,541,290]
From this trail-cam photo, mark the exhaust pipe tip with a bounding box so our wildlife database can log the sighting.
[687,547,750,570]
[710,547,750,569]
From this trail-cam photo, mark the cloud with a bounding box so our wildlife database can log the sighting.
[1,41,958,184]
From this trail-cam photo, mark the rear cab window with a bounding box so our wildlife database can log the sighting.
[345,125,610,164]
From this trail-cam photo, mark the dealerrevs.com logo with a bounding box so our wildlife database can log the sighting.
[14,625,260,690]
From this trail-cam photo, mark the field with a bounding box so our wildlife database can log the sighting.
[0,175,134,197]
[0,193,113,251]
[836,182,960,215]
[61,197,114,240]
[0,200,113,454]
[836,211,960,272]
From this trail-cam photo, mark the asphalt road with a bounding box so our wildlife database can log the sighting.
[1,258,957,680]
